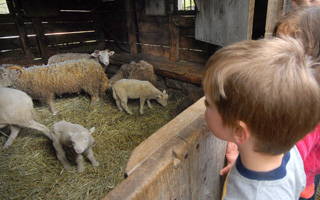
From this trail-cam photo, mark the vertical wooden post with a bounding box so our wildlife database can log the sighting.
[92,2,106,50]
[169,3,179,62]
[32,17,49,60]
[7,0,33,58]
[125,0,138,54]
[265,0,285,39]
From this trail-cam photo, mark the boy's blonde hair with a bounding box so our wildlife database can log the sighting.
[273,6,320,62]
[202,37,320,155]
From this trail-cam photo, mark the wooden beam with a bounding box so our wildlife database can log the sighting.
[265,0,284,39]
[169,3,179,62]
[32,18,49,60]
[125,0,138,54]
[6,0,33,58]
[92,2,106,49]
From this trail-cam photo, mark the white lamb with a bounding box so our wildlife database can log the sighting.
[112,79,168,115]
[50,120,99,173]
[0,87,50,149]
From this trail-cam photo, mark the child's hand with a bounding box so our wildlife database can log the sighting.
[220,142,239,176]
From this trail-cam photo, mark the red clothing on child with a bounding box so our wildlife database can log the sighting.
[296,123,320,198]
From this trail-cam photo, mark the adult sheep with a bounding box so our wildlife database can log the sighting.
[108,60,157,89]
[48,49,115,72]
[0,87,50,149]
[0,59,109,115]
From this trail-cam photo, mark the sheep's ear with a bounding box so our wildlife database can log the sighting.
[88,127,95,134]
[163,90,166,94]
[91,52,99,58]
[68,132,75,137]
[108,51,115,56]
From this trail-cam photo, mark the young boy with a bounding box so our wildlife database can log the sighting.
[202,37,320,199]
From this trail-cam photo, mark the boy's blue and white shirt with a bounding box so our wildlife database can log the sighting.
[222,146,305,200]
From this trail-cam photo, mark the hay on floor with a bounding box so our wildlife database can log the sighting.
[0,92,177,200]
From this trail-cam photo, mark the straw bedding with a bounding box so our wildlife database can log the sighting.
[0,92,177,199]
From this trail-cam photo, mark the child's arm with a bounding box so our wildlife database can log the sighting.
[220,142,239,176]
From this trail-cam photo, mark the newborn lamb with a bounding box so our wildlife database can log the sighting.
[50,120,99,172]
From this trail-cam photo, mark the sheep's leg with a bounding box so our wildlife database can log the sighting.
[115,100,123,111]
[3,125,20,149]
[23,120,51,139]
[76,154,85,173]
[53,141,71,169]
[85,147,99,167]
[139,98,146,114]
[112,90,123,111]
[46,96,58,115]
[90,96,99,106]
[147,99,152,109]
[121,99,133,115]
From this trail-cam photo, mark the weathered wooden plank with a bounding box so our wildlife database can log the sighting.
[0,37,21,50]
[41,22,94,34]
[140,45,170,58]
[125,97,207,175]
[41,12,93,23]
[265,0,284,39]
[32,18,49,59]
[139,32,170,45]
[169,2,180,62]
[48,41,105,54]
[104,137,191,200]
[45,32,97,45]
[0,24,18,37]
[6,0,33,57]
[0,54,43,66]
[138,21,169,32]
[0,14,17,23]
[179,115,227,200]
[20,0,59,17]
[172,15,195,28]
[195,0,255,46]
[180,35,208,50]
[179,49,209,64]
[125,0,138,54]
[145,0,166,16]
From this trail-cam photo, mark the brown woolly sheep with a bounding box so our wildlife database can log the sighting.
[0,59,109,115]
[108,60,157,89]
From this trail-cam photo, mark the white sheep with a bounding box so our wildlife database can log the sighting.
[50,120,99,173]
[112,79,168,115]
[0,59,109,115]
[0,87,50,149]
[48,49,115,72]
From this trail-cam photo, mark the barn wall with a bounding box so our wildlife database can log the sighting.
[0,0,212,66]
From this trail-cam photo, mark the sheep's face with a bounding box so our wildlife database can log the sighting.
[0,68,12,87]
[69,127,95,154]
[91,49,115,67]
[156,90,168,107]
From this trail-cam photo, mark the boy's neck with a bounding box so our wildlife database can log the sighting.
[238,145,284,172]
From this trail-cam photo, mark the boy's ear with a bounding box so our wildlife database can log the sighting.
[233,121,250,144]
